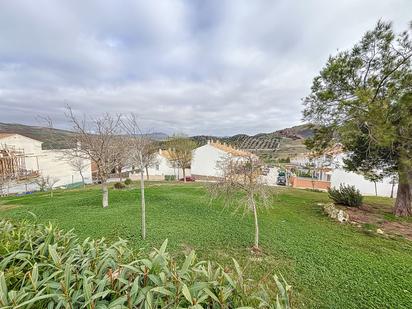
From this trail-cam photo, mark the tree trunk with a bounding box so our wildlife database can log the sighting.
[374,182,377,196]
[183,168,186,183]
[118,167,122,182]
[251,197,259,249]
[102,182,109,208]
[145,166,149,180]
[79,170,85,188]
[140,169,146,240]
[393,169,411,216]
[390,181,395,198]
[409,171,412,200]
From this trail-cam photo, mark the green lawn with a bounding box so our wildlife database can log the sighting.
[1,183,412,308]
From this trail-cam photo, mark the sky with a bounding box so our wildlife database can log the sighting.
[0,1,411,136]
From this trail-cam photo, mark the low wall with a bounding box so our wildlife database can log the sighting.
[290,176,330,190]
[191,174,222,182]
[129,174,165,181]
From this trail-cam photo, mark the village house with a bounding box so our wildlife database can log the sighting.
[0,133,92,193]
[289,145,398,197]
[129,149,190,181]
[191,140,255,180]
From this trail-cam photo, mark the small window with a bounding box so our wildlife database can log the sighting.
[156,164,160,171]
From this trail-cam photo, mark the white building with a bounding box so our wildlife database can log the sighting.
[331,153,397,197]
[0,133,92,193]
[191,140,254,179]
[290,146,397,197]
[130,149,190,181]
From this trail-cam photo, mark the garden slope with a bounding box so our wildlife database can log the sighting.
[1,184,411,308]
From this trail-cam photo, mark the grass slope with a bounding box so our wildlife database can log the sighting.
[1,183,412,308]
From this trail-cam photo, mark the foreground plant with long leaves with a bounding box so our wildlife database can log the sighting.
[0,220,291,308]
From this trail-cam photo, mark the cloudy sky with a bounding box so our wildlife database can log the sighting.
[0,1,411,136]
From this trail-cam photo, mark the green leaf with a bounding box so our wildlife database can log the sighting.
[181,251,195,274]
[159,239,168,255]
[108,295,127,308]
[203,288,219,302]
[0,272,9,306]
[31,263,39,290]
[48,244,60,265]
[182,284,192,303]
[14,294,58,308]
[151,287,173,296]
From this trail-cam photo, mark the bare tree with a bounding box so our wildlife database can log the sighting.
[35,175,60,197]
[142,144,159,180]
[65,106,122,208]
[63,147,89,188]
[112,137,132,182]
[121,114,156,240]
[208,154,271,251]
[166,135,196,182]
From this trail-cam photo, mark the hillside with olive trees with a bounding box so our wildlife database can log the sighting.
[0,122,312,161]
[192,124,313,162]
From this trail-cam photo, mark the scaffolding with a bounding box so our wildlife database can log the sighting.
[0,144,39,185]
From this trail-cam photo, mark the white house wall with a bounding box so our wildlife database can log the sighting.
[38,150,92,187]
[331,169,397,197]
[144,154,190,179]
[1,134,92,193]
[0,134,42,155]
[191,144,229,177]
[146,154,176,176]
[331,154,397,197]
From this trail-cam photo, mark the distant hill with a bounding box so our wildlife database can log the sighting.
[192,124,314,162]
[0,123,169,149]
[0,122,73,149]
[0,122,312,160]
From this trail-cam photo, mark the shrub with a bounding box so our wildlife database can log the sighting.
[165,175,176,181]
[114,182,125,189]
[0,220,291,308]
[124,178,132,185]
[328,184,363,207]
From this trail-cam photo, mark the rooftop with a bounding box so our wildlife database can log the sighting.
[0,133,16,140]
[209,140,254,157]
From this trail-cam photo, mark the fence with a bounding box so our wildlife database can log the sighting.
[289,176,331,191]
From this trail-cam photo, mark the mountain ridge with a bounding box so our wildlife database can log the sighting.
[0,122,312,158]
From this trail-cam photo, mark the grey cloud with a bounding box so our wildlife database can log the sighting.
[0,0,411,135]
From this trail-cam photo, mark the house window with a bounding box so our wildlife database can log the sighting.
[156,164,159,171]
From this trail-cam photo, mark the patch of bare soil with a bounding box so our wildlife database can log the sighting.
[382,222,412,240]
[0,204,21,211]
[345,204,412,241]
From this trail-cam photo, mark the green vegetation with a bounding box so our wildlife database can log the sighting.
[0,220,289,308]
[328,184,363,207]
[1,183,412,307]
[114,182,126,189]
[164,175,176,181]
[303,21,412,216]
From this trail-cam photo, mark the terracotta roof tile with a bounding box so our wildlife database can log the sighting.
[210,140,254,157]
[0,133,15,139]
[159,149,173,160]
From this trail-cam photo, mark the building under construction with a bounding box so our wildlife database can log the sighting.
[0,144,39,189]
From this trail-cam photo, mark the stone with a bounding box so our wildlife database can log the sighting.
[337,210,349,223]
[323,203,349,223]
[376,228,384,234]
